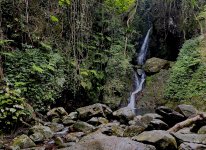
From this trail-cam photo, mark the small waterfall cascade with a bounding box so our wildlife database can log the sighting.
[127,28,152,113]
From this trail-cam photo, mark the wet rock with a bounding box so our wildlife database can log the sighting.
[45,123,64,132]
[87,117,109,126]
[198,126,206,134]
[47,107,68,119]
[12,135,36,149]
[76,103,112,120]
[146,119,169,130]
[113,107,135,124]
[59,132,156,150]
[55,137,64,148]
[156,106,185,126]
[8,146,20,150]
[30,125,54,139]
[123,125,145,137]
[173,133,206,144]
[99,122,124,137]
[62,116,76,125]
[144,57,170,73]
[29,132,44,143]
[177,127,192,134]
[52,118,61,123]
[68,112,78,120]
[73,121,96,134]
[54,127,69,136]
[178,142,206,150]
[65,132,85,142]
[132,130,177,150]
[21,147,46,150]
[175,104,197,118]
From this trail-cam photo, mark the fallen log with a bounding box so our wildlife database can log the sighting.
[168,113,206,132]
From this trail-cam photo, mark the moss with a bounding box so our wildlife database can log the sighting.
[164,36,206,110]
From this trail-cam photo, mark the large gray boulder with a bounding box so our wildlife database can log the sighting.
[76,103,112,120]
[172,133,206,144]
[99,122,124,137]
[47,107,68,119]
[156,106,185,126]
[175,104,197,118]
[144,57,170,73]
[178,142,206,150]
[123,125,145,137]
[59,132,156,150]
[73,121,96,134]
[132,130,177,150]
[198,126,206,134]
[12,134,36,149]
[30,125,54,139]
[113,107,135,123]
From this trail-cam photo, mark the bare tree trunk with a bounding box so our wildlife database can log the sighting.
[168,114,206,133]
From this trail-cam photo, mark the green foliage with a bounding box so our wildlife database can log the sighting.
[3,47,66,111]
[165,37,206,100]
[105,0,136,14]
[0,80,28,132]
[50,15,59,22]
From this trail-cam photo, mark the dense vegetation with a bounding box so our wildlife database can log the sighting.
[165,36,206,103]
[0,0,206,132]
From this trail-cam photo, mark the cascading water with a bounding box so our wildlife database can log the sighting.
[127,28,152,113]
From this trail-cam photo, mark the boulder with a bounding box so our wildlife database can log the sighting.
[76,103,112,120]
[59,132,156,150]
[156,106,185,126]
[73,121,96,134]
[68,112,78,120]
[29,132,44,143]
[144,57,170,73]
[177,127,192,134]
[87,117,109,126]
[47,107,68,119]
[62,116,76,125]
[178,142,206,150]
[173,133,206,144]
[123,125,145,137]
[198,126,206,134]
[12,135,36,149]
[99,122,124,137]
[65,132,85,142]
[132,130,177,150]
[146,119,169,130]
[175,104,197,118]
[45,123,64,132]
[21,146,46,150]
[30,125,54,139]
[113,107,135,123]
[55,137,64,148]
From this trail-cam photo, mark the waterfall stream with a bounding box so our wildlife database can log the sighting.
[127,28,152,113]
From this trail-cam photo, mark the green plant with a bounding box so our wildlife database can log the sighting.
[3,47,66,112]
[164,37,206,100]
[0,80,28,132]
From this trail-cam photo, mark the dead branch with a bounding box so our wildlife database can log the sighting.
[167,113,206,133]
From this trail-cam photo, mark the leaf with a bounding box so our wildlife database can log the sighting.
[9,108,16,113]
[50,15,59,22]
[32,64,44,73]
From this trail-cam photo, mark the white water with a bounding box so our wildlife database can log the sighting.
[127,28,152,113]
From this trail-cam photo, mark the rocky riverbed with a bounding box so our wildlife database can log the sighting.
[2,103,206,150]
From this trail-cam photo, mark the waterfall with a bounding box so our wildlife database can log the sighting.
[127,28,152,113]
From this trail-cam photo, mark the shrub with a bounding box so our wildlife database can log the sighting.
[164,37,206,100]
[0,80,28,132]
[3,47,66,112]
